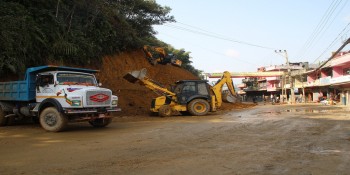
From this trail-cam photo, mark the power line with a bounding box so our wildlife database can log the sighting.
[296,0,345,60]
[157,32,258,66]
[303,0,348,60]
[162,22,276,50]
[312,22,350,64]
[296,0,340,59]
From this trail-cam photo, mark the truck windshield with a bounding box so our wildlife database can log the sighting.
[57,73,96,86]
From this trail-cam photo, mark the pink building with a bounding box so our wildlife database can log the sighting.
[304,52,350,104]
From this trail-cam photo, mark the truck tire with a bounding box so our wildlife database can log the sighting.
[89,118,112,128]
[188,99,210,116]
[39,107,68,132]
[158,105,172,117]
[0,107,7,126]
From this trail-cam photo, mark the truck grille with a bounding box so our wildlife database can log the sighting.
[86,90,112,106]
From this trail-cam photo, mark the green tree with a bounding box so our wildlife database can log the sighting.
[0,0,202,79]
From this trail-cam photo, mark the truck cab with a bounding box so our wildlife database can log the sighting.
[0,65,121,132]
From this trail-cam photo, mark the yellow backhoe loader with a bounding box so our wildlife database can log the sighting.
[123,68,237,117]
[143,45,182,67]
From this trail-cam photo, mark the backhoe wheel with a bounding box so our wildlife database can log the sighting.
[89,118,112,128]
[39,107,68,132]
[188,99,210,116]
[0,107,7,126]
[158,105,172,117]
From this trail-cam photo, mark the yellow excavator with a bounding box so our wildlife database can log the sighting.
[143,45,182,67]
[123,68,237,117]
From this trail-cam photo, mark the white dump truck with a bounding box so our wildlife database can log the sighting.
[0,65,121,132]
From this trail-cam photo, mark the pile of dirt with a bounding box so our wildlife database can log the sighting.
[98,50,255,116]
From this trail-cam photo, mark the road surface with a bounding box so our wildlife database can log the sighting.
[1,104,350,174]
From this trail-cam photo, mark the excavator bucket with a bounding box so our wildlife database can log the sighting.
[172,59,182,67]
[123,68,147,83]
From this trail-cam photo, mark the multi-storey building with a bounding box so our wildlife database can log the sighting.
[301,51,350,104]
[241,51,350,104]
[241,62,307,102]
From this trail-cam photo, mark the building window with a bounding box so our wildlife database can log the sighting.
[343,68,350,75]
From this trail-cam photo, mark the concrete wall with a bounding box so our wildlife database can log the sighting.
[332,66,342,78]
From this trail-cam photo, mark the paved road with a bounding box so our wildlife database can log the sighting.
[1,104,350,174]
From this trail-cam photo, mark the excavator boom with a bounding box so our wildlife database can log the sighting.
[123,68,176,96]
[211,71,237,108]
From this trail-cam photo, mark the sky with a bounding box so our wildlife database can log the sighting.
[153,0,350,75]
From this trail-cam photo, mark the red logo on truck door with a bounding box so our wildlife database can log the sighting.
[90,94,109,102]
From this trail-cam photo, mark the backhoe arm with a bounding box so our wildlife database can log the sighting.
[123,68,175,96]
[211,71,236,108]
[138,77,176,96]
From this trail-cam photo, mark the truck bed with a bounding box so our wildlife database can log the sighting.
[0,81,35,101]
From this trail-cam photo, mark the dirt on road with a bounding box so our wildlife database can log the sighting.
[1,104,350,175]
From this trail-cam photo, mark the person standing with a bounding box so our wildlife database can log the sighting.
[270,93,274,103]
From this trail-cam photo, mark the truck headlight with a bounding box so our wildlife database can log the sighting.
[72,100,81,106]
[112,100,118,105]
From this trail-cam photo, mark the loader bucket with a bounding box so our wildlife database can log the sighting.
[123,68,147,83]
[222,90,241,103]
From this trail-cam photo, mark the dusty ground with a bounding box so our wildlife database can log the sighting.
[1,103,350,175]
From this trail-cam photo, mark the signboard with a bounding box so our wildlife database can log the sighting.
[319,76,331,85]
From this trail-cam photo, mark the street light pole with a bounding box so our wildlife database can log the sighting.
[275,50,295,103]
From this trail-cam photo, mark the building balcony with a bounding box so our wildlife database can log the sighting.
[304,75,350,87]
[266,76,281,81]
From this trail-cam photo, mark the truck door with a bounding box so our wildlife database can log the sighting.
[36,74,55,102]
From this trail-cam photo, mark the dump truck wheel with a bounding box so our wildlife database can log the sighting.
[188,99,210,116]
[40,107,68,132]
[89,118,112,128]
[0,107,7,126]
[159,105,172,117]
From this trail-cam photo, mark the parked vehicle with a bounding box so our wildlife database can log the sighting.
[0,65,121,132]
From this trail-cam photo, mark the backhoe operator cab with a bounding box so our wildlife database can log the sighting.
[173,80,210,104]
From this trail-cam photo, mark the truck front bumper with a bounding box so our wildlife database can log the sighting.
[64,107,121,114]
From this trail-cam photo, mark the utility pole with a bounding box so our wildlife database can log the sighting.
[275,50,295,103]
